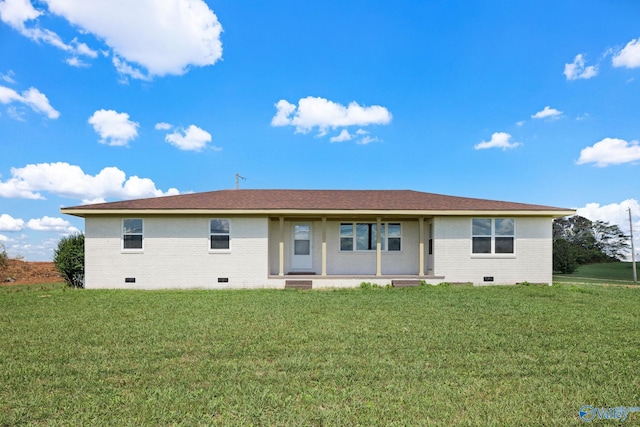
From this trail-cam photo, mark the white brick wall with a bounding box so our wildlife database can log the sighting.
[85,216,272,289]
[433,216,553,285]
[85,215,553,288]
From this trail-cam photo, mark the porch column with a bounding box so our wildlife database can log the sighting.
[278,216,284,276]
[376,217,382,276]
[321,217,327,276]
[419,217,425,276]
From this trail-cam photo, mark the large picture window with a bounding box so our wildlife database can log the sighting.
[123,219,143,250]
[340,222,401,252]
[472,218,514,254]
[210,219,230,250]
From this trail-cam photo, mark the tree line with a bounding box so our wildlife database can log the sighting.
[553,215,630,273]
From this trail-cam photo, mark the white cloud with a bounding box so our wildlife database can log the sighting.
[358,135,379,145]
[112,55,150,82]
[66,56,89,68]
[0,213,25,231]
[0,84,60,119]
[531,106,562,120]
[1,0,222,79]
[44,0,223,78]
[474,132,522,150]
[0,162,179,203]
[0,178,43,199]
[0,0,41,28]
[330,129,352,143]
[271,100,297,127]
[1,233,62,261]
[1,70,16,84]
[329,128,380,144]
[88,109,139,146]
[7,106,25,121]
[576,199,640,260]
[27,216,79,233]
[154,122,173,131]
[271,96,392,135]
[164,124,214,151]
[577,199,640,227]
[355,130,379,145]
[612,38,640,69]
[577,137,640,167]
[0,85,22,104]
[564,54,598,80]
[0,0,97,63]
[0,213,78,234]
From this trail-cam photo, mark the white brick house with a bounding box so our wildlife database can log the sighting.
[61,190,574,289]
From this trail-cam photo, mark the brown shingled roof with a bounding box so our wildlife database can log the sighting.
[61,189,572,214]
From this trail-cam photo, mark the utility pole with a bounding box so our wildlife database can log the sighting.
[629,208,637,282]
[235,173,245,190]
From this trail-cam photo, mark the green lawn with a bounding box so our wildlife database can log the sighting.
[1,283,639,426]
[554,261,639,285]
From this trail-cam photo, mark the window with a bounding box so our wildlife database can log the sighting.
[340,222,401,252]
[356,223,379,251]
[210,219,230,250]
[294,224,310,255]
[123,219,143,250]
[387,223,401,251]
[339,223,353,251]
[472,218,514,255]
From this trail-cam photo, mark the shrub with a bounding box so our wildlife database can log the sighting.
[359,281,384,290]
[53,234,85,288]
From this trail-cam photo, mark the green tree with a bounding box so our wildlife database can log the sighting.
[552,238,578,273]
[553,216,630,272]
[592,220,630,260]
[53,233,85,288]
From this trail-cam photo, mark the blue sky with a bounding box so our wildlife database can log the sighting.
[1,0,639,261]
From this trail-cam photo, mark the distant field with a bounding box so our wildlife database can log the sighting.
[1,282,639,425]
[554,262,639,285]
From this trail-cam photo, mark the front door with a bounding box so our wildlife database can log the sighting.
[291,223,312,270]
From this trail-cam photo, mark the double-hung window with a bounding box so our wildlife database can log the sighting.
[340,222,401,252]
[472,218,515,255]
[123,219,143,250]
[210,219,230,250]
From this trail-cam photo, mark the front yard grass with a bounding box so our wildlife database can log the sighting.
[1,282,639,425]
[554,261,639,285]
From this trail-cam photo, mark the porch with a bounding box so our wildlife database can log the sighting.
[267,216,438,279]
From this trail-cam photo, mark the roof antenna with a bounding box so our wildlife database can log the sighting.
[235,173,246,190]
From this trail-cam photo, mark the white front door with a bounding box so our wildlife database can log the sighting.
[291,223,312,270]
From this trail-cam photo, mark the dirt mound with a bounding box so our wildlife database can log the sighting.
[1,259,62,285]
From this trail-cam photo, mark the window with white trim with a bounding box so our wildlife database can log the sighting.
[123,219,143,250]
[210,219,230,250]
[472,218,514,254]
[340,222,401,251]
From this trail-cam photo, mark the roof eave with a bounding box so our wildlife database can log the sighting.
[60,208,576,218]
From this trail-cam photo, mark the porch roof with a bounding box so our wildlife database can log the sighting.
[61,189,574,217]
